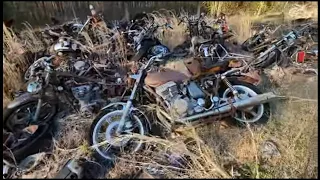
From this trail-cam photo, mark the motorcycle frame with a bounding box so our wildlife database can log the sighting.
[115,55,248,133]
[30,58,114,122]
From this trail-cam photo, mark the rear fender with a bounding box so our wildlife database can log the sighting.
[227,73,261,86]
[6,91,58,110]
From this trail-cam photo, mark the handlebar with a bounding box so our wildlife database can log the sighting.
[143,52,172,70]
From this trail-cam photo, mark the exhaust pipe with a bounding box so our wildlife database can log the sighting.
[177,92,278,123]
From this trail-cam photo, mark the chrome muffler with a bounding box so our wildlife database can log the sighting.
[177,92,278,123]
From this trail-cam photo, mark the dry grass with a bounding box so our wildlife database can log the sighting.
[3,2,318,179]
[150,10,188,50]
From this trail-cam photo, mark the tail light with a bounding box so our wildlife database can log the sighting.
[296,51,306,63]
[222,24,229,32]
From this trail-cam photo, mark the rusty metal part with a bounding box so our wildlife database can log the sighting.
[238,70,262,85]
[56,71,126,86]
[145,69,189,88]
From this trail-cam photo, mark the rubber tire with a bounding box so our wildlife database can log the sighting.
[253,49,281,69]
[218,78,271,126]
[88,106,149,163]
[3,94,57,132]
[4,123,53,163]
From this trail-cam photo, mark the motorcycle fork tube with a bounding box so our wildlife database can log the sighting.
[33,91,44,122]
[116,71,144,134]
[221,76,239,97]
[33,68,51,122]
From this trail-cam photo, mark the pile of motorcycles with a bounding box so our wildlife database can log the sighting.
[3,5,318,178]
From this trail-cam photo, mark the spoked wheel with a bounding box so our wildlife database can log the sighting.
[4,100,57,132]
[219,80,271,125]
[90,106,148,160]
[3,123,52,162]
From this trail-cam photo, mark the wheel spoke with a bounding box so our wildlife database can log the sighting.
[241,111,247,120]
[102,144,113,153]
[242,90,250,97]
[13,115,30,126]
[248,110,258,117]
[242,109,258,118]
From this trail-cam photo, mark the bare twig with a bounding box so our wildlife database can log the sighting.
[246,123,259,178]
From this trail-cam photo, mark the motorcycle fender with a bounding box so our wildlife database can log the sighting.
[7,92,58,110]
[227,74,261,86]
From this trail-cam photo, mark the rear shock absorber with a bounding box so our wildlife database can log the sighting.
[221,75,239,97]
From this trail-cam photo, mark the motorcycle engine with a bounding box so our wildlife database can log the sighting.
[73,60,90,75]
[155,81,206,118]
[71,84,103,117]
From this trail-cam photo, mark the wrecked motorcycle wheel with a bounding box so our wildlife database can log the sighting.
[253,49,281,69]
[3,95,57,132]
[89,107,148,161]
[3,123,52,163]
[219,80,271,125]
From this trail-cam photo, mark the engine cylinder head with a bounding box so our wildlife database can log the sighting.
[172,98,189,117]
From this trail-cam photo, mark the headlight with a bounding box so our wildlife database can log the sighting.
[27,81,42,94]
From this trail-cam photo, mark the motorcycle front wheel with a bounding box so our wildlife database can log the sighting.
[89,105,149,161]
[3,94,57,132]
[218,79,271,126]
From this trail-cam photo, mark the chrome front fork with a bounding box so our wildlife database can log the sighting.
[33,98,42,122]
[116,71,142,134]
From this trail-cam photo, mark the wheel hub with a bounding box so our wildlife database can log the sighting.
[223,85,264,123]
[237,92,254,111]
[105,121,131,147]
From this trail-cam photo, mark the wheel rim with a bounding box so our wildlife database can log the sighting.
[92,110,145,160]
[222,85,264,123]
[6,102,55,132]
